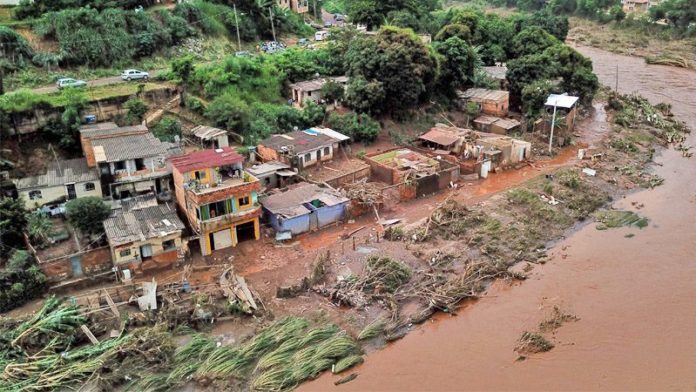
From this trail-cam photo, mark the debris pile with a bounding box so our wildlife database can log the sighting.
[330,256,412,309]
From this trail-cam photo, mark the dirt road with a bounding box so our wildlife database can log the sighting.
[30,70,163,94]
[303,46,696,390]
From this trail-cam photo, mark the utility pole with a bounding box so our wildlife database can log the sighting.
[313,0,318,19]
[269,6,277,42]
[233,3,242,52]
[0,43,5,96]
[548,98,558,155]
[615,64,619,92]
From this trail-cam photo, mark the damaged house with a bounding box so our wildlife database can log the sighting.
[418,126,531,179]
[260,182,349,237]
[364,148,460,199]
[246,161,297,192]
[14,158,102,209]
[103,203,186,273]
[257,129,348,170]
[79,123,180,201]
[171,148,262,256]
[456,88,510,117]
[289,76,348,107]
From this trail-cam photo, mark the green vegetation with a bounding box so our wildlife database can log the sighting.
[0,250,47,312]
[152,116,183,142]
[0,196,29,256]
[124,97,149,124]
[594,210,649,230]
[65,197,111,235]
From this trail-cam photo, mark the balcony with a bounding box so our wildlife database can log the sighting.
[199,204,262,233]
[185,169,259,196]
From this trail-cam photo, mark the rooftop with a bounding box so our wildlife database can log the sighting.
[259,130,337,155]
[369,148,440,172]
[260,183,348,219]
[79,123,149,139]
[457,88,509,102]
[309,127,351,142]
[171,147,245,173]
[92,133,172,163]
[103,203,185,247]
[482,66,508,80]
[14,158,99,190]
[418,128,464,147]
[546,94,580,109]
[192,125,228,141]
[474,115,520,129]
[289,76,349,92]
[247,161,292,176]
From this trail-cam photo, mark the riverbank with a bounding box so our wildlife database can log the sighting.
[303,42,696,391]
[568,17,696,70]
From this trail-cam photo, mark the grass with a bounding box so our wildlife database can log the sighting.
[594,210,649,230]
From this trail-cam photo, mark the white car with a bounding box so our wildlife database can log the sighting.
[121,69,149,81]
[56,78,87,89]
[315,31,330,41]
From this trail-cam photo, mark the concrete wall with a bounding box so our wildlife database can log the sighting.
[111,231,183,265]
[313,202,346,228]
[324,166,371,188]
[20,179,103,209]
[297,146,333,169]
[268,210,311,236]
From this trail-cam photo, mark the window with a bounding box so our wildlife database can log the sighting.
[29,190,42,200]
[238,195,250,207]
[119,249,131,257]
[308,91,312,96]
[324,147,330,155]
[304,153,311,162]
[114,161,126,171]
[84,182,95,191]
[195,170,206,180]
[135,158,146,171]
[196,208,201,220]
[162,239,176,251]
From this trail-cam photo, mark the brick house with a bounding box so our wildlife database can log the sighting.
[103,203,186,272]
[456,88,510,117]
[257,129,347,170]
[277,0,309,14]
[79,123,180,200]
[171,148,262,256]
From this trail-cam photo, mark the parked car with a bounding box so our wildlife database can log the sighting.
[315,31,330,41]
[335,14,345,22]
[57,78,87,90]
[37,203,65,217]
[121,69,149,81]
[323,20,333,28]
[297,38,309,47]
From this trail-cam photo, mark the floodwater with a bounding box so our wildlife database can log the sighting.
[303,46,696,390]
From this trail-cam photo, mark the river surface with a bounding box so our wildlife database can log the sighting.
[304,45,696,391]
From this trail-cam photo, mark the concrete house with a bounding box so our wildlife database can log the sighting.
[456,88,510,117]
[103,203,186,271]
[289,76,348,107]
[14,158,102,209]
[260,183,349,236]
[257,129,343,170]
[277,0,309,13]
[171,148,262,256]
[192,125,230,149]
[79,123,179,200]
[622,0,650,13]
[473,115,520,135]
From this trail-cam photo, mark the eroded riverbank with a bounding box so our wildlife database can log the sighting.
[303,46,696,391]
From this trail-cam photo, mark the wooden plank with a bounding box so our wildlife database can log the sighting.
[81,325,99,345]
[102,289,120,317]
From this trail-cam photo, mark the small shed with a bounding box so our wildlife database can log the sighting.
[260,183,349,236]
[192,125,230,149]
[289,76,349,107]
[545,94,580,133]
[246,161,297,191]
[456,88,510,117]
[482,65,508,89]
[474,115,520,135]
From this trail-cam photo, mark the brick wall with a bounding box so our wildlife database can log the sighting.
[257,144,280,162]
[39,247,112,283]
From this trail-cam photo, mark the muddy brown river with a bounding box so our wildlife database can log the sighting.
[304,46,696,390]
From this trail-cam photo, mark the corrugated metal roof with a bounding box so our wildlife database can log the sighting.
[170,147,244,173]
[311,127,351,142]
[103,203,185,246]
[14,158,99,190]
[289,76,349,91]
[259,130,336,155]
[260,183,348,218]
[93,133,170,163]
[482,66,508,80]
[457,88,509,102]
[418,128,460,147]
[192,125,228,140]
[247,161,292,176]
[79,123,148,138]
[545,94,579,109]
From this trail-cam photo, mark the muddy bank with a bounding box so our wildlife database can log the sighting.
[303,47,696,390]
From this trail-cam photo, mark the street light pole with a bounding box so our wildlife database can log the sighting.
[233,3,242,52]
[549,98,558,155]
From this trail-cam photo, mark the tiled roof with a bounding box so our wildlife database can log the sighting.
[418,128,461,147]
[247,161,292,176]
[259,130,336,155]
[79,123,148,138]
[93,133,171,162]
[457,88,509,102]
[170,147,244,173]
[103,203,185,246]
[14,158,99,190]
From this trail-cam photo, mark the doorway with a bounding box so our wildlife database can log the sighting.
[66,184,77,200]
[140,244,153,260]
[235,221,256,243]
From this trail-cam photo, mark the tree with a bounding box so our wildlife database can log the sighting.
[27,213,53,246]
[345,27,436,114]
[1,250,47,312]
[435,37,478,94]
[510,26,560,58]
[0,197,29,256]
[345,77,385,114]
[152,117,182,142]
[65,197,110,235]
[521,79,558,118]
[124,98,149,124]
[172,55,195,107]
[320,81,345,104]
[434,24,472,42]
[326,111,381,143]
[301,101,326,126]
[206,93,250,132]
[609,5,626,22]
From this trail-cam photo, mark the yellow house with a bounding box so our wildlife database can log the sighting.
[13,158,102,209]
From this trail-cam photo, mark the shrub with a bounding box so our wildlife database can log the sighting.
[0,250,47,312]
[65,197,111,235]
[152,117,182,142]
[124,98,149,124]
